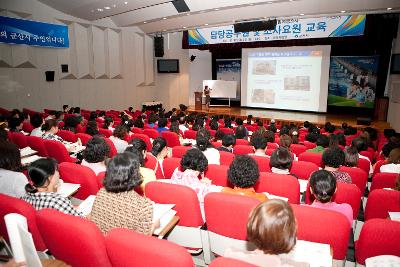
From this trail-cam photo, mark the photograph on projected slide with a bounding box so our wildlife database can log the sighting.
[252,60,276,75]
[284,76,310,91]
[251,89,276,104]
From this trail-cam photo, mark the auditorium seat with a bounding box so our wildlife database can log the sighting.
[22,121,34,133]
[172,146,191,158]
[290,144,307,156]
[204,164,230,187]
[143,128,159,139]
[105,228,194,267]
[161,157,181,178]
[9,132,28,149]
[233,145,253,155]
[298,152,323,167]
[56,129,77,143]
[255,172,300,204]
[370,172,398,191]
[219,151,234,166]
[161,131,181,148]
[338,166,368,196]
[364,189,400,221]
[372,159,387,176]
[357,158,371,175]
[234,139,250,146]
[131,134,152,152]
[360,150,374,163]
[132,127,144,134]
[267,143,279,150]
[59,162,100,200]
[75,133,92,146]
[355,219,400,265]
[44,140,77,163]
[102,137,117,157]
[184,130,197,140]
[211,141,222,148]
[290,161,319,180]
[98,128,112,138]
[220,128,234,135]
[249,155,271,172]
[303,141,317,150]
[36,209,112,267]
[291,204,351,262]
[209,257,257,267]
[0,194,47,251]
[26,136,49,157]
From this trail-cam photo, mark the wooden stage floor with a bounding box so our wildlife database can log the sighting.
[188,106,390,130]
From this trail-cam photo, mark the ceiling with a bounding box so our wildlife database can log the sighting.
[38,0,400,34]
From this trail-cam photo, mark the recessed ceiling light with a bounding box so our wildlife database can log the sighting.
[249,3,254,6]
[263,16,267,19]
[186,13,190,16]
[268,1,273,3]
[163,17,167,20]
[124,1,128,4]
[97,8,103,11]
[299,13,305,16]
[104,6,110,9]
[340,10,346,13]
[204,23,209,26]
[387,7,392,10]
[183,26,187,29]
[143,21,147,24]
[214,8,219,11]
[289,0,294,2]
[163,29,167,32]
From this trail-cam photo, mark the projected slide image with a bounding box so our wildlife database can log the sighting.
[251,89,276,104]
[284,76,310,91]
[252,60,276,75]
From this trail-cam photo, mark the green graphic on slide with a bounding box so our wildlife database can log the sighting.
[328,95,374,108]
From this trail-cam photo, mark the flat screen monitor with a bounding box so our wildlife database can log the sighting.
[157,59,179,73]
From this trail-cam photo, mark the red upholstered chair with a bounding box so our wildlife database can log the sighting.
[249,155,271,172]
[172,146,191,158]
[36,209,112,267]
[291,204,351,261]
[204,164,230,187]
[370,172,398,191]
[75,133,92,146]
[59,162,100,200]
[235,139,250,146]
[145,182,205,258]
[132,127,143,134]
[184,130,197,140]
[357,158,371,175]
[255,172,300,204]
[265,149,274,156]
[372,159,387,176]
[26,136,49,157]
[144,153,157,170]
[364,189,400,221]
[338,166,368,196]
[233,145,253,155]
[22,121,34,133]
[161,131,181,148]
[305,182,361,220]
[56,129,77,143]
[360,150,374,162]
[290,161,319,180]
[97,172,105,188]
[220,128,234,135]
[105,228,194,267]
[43,140,77,163]
[75,124,85,134]
[209,257,257,267]
[98,128,112,138]
[355,219,400,265]
[10,132,28,148]
[219,151,234,166]
[204,193,259,258]
[303,141,317,149]
[0,194,46,251]
[267,143,279,150]
[131,134,152,152]
[103,137,117,157]
[211,141,222,148]
[298,152,323,167]
[143,128,159,139]
[161,157,181,179]
[290,144,307,157]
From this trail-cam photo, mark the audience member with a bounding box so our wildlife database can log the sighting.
[151,137,169,177]
[41,119,64,143]
[8,117,23,132]
[196,128,220,165]
[250,134,268,157]
[213,129,225,142]
[103,116,114,130]
[217,134,236,153]
[81,137,109,175]
[235,125,248,140]
[269,147,293,175]
[109,125,129,153]
[343,146,359,167]
[85,120,99,136]
[306,135,329,153]
[157,118,169,133]
[322,147,352,183]
[63,116,80,133]
[380,148,400,173]
[29,113,44,137]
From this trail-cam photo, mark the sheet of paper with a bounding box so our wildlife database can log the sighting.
[366,255,400,267]
[57,182,80,198]
[389,212,400,221]
[152,203,175,223]
[21,155,42,166]
[153,209,177,236]
[264,192,288,201]
[77,195,96,216]
[298,179,308,193]
[287,240,332,267]
[20,147,38,158]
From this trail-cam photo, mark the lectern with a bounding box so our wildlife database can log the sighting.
[194,92,203,110]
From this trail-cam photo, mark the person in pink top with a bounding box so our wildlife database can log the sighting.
[309,170,353,226]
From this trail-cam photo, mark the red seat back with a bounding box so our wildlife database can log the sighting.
[290,161,319,180]
[161,157,181,179]
[338,166,368,196]
[102,137,117,157]
[144,153,157,170]
[143,129,159,139]
[132,127,143,134]
[355,219,400,265]
[172,146,191,158]
[255,173,300,204]
[249,155,271,173]
[10,132,28,148]
[290,144,307,156]
[372,159,387,176]
[370,173,398,191]
[233,145,253,155]
[360,150,374,162]
[205,193,259,240]
[131,134,152,152]
[146,181,203,227]
[75,133,92,146]
[291,204,351,260]
[0,194,46,251]
[364,189,400,221]
[43,140,76,163]
[234,139,250,146]
[298,152,323,167]
[26,136,49,157]
[184,130,197,140]
[98,128,112,138]
[56,129,77,143]
[59,162,100,200]
[220,128,234,135]
[36,209,111,267]
[161,131,181,148]
[219,151,234,166]
[204,164,229,187]
[22,121,34,133]
[209,257,257,267]
[303,141,317,149]
[357,158,370,175]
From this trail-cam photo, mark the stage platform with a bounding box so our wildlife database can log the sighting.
[188,106,390,131]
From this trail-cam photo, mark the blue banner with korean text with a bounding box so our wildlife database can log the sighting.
[0,16,69,48]
[189,15,365,45]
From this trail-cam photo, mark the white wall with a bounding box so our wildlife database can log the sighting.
[0,0,156,112]
[188,49,212,106]
[387,19,400,132]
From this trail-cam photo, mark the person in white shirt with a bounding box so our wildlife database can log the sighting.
[109,125,129,153]
[249,134,268,157]
[380,148,400,174]
[0,141,29,198]
[29,113,44,137]
[178,116,189,134]
[196,128,220,165]
[351,137,373,174]
[269,147,293,175]
[81,137,109,175]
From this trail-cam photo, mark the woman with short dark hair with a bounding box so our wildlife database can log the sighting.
[235,125,248,140]
[30,113,44,137]
[90,152,157,235]
[85,120,99,136]
[269,147,293,174]
[322,147,352,183]
[196,128,220,165]
[41,119,64,143]
[109,125,128,153]
[150,137,169,178]
[81,137,110,175]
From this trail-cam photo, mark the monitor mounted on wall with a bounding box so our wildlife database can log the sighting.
[157,59,179,73]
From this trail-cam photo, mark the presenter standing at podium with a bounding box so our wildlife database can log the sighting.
[204,85,212,109]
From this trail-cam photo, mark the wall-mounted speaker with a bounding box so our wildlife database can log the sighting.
[154,36,164,58]
[234,20,277,33]
[45,71,55,82]
[356,117,372,126]
[61,64,68,73]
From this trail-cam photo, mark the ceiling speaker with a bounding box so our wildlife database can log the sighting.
[234,20,277,33]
